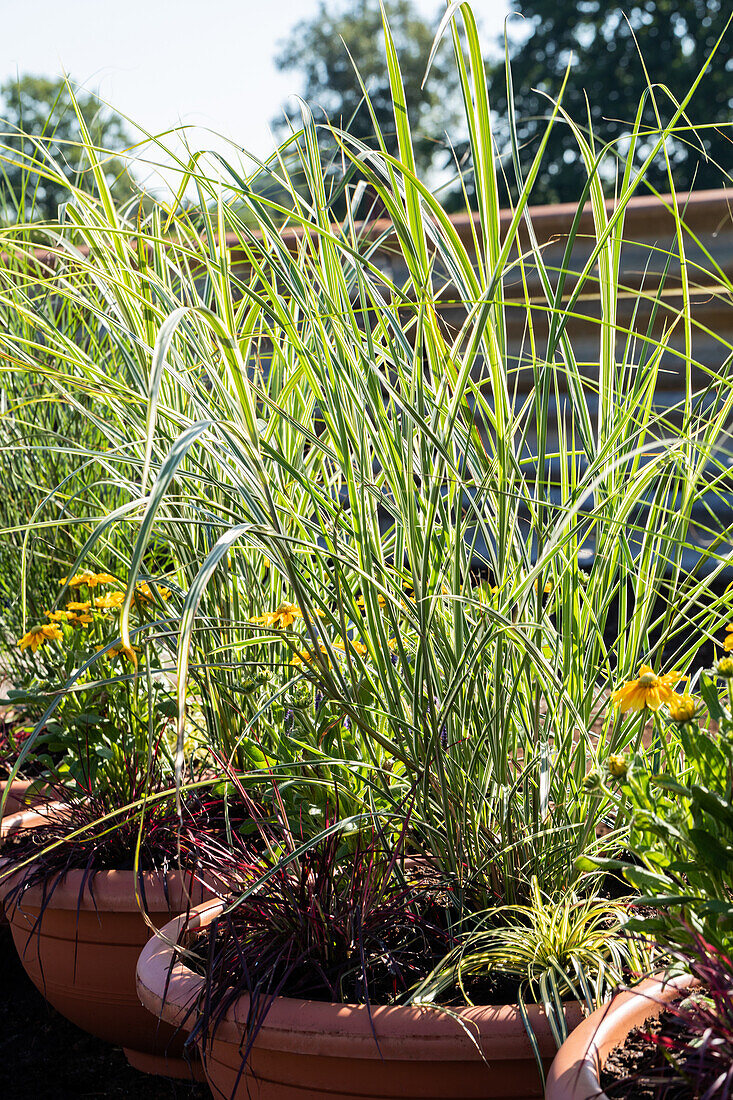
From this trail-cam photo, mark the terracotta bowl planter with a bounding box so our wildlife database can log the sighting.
[0,779,46,818]
[545,972,697,1100]
[137,899,585,1100]
[0,812,207,1081]
[0,799,59,925]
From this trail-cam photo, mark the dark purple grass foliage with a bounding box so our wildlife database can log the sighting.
[185,826,454,1072]
[0,777,261,905]
[655,934,733,1100]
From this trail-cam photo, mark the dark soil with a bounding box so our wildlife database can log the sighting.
[0,926,209,1100]
[601,1007,693,1099]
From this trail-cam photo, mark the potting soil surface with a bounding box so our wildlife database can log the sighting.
[0,927,210,1099]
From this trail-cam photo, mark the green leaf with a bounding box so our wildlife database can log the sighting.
[688,829,733,868]
[699,672,726,723]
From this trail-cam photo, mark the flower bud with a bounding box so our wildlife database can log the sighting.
[582,770,603,793]
[717,657,733,679]
[606,753,628,780]
[667,694,697,722]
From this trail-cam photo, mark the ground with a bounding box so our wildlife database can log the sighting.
[0,927,209,1099]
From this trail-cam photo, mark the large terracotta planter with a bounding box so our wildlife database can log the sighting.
[545,973,697,1100]
[0,779,44,817]
[0,814,207,1080]
[0,799,58,925]
[137,899,585,1100]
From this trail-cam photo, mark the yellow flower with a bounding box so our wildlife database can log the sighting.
[716,657,733,680]
[334,639,368,657]
[667,693,698,722]
[17,624,63,652]
[251,603,303,629]
[356,594,386,610]
[610,664,685,713]
[606,754,628,779]
[95,643,139,660]
[61,571,118,589]
[135,581,172,603]
[290,644,331,667]
[67,611,94,627]
[66,601,92,612]
[45,610,72,622]
[723,624,733,652]
[61,570,98,588]
[94,591,125,611]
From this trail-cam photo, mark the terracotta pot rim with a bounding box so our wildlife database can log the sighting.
[0,778,53,814]
[0,809,204,913]
[545,971,698,1100]
[137,899,584,1058]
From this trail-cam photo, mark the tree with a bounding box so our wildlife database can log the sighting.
[491,1,733,205]
[272,0,461,192]
[0,76,139,221]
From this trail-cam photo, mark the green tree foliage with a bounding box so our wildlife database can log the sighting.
[272,0,460,186]
[0,75,139,221]
[492,1,732,205]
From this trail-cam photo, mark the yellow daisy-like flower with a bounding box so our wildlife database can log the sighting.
[716,657,733,680]
[67,611,94,627]
[135,581,172,603]
[66,601,92,612]
[61,570,98,588]
[334,639,368,658]
[61,571,118,589]
[17,624,64,652]
[45,610,72,623]
[250,610,277,628]
[95,643,140,660]
[723,624,733,652]
[290,644,331,668]
[356,594,387,610]
[610,664,686,713]
[94,591,125,611]
[667,693,698,722]
[251,603,303,630]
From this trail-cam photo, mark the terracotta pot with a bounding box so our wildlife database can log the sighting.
[545,973,697,1100]
[137,899,585,1100]
[0,804,54,842]
[0,812,207,1081]
[0,801,59,925]
[0,779,45,817]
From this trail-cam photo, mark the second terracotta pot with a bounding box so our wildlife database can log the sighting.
[0,823,207,1081]
[137,899,585,1100]
[0,779,45,818]
[545,972,697,1100]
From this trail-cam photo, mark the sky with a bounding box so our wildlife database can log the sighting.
[1,0,509,186]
